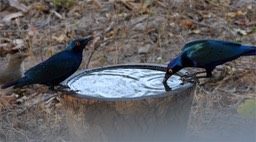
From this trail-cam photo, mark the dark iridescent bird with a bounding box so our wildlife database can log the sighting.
[2,35,94,90]
[163,40,256,83]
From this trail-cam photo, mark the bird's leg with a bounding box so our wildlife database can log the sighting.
[48,85,55,91]
[182,71,206,78]
[181,76,200,84]
[181,69,213,84]
[181,73,200,84]
[195,69,213,78]
[193,69,215,86]
[206,70,213,77]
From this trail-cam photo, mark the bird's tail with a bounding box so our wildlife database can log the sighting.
[241,45,256,56]
[1,76,32,89]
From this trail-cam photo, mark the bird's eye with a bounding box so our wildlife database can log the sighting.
[76,42,81,46]
[168,69,173,73]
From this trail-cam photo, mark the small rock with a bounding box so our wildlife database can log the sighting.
[138,44,152,54]
[134,22,145,31]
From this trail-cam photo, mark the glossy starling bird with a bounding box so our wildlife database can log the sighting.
[2,36,94,90]
[0,52,30,95]
[163,40,256,83]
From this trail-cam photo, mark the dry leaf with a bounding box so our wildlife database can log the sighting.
[236,10,246,16]
[0,0,9,11]
[8,0,30,12]
[56,34,66,43]
[234,20,247,25]
[153,1,166,8]
[28,24,39,36]
[92,0,101,11]
[247,5,252,10]
[0,96,17,106]
[12,39,25,49]
[0,38,25,51]
[189,29,201,34]
[235,29,248,36]
[169,22,175,27]
[226,10,246,18]
[0,44,21,57]
[32,2,49,13]
[226,12,237,18]
[180,20,193,27]
[121,0,150,11]
[0,43,9,48]
[168,33,174,37]
[2,12,23,22]
[51,10,63,19]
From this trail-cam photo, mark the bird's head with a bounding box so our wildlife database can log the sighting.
[8,52,31,66]
[66,35,94,53]
[163,57,183,83]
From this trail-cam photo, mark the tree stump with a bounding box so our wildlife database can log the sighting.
[59,64,196,142]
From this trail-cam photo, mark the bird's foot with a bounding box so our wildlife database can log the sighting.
[47,86,56,94]
[181,74,200,84]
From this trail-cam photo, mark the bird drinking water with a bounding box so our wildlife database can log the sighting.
[163,40,256,83]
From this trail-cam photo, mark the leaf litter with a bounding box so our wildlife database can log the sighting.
[0,0,255,141]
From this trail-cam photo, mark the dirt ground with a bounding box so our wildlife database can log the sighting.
[0,0,256,142]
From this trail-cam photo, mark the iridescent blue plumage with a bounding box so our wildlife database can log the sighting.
[163,40,256,83]
[2,35,94,90]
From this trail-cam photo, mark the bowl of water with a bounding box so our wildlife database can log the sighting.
[59,64,196,142]
[61,64,193,100]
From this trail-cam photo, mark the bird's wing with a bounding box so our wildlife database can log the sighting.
[182,40,209,51]
[184,40,243,65]
[24,51,80,83]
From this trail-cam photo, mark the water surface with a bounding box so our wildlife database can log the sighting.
[67,68,186,98]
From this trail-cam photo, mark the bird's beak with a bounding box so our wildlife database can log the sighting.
[81,35,94,49]
[83,35,94,43]
[162,73,172,83]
